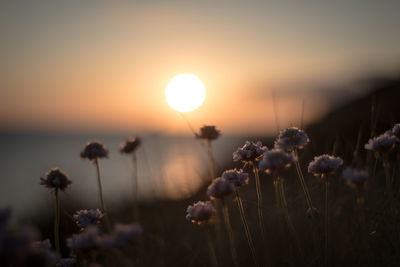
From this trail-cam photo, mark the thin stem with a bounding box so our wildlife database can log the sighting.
[278,178,297,242]
[294,150,314,213]
[132,152,140,222]
[54,189,60,253]
[222,201,238,267]
[253,165,265,240]
[383,159,393,200]
[205,227,218,267]
[235,191,258,266]
[94,159,111,232]
[207,140,216,180]
[324,177,330,267]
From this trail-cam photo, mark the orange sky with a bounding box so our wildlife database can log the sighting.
[1,1,399,135]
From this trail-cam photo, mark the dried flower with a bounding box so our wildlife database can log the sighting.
[274,127,309,152]
[56,258,77,267]
[196,125,221,141]
[233,141,267,163]
[73,209,104,229]
[342,167,368,188]
[258,149,294,174]
[186,201,216,225]
[308,154,343,177]
[392,123,400,139]
[364,132,398,154]
[40,168,72,191]
[120,137,141,154]
[207,177,235,199]
[103,223,142,248]
[80,141,109,161]
[66,226,103,254]
[221,169,249,187]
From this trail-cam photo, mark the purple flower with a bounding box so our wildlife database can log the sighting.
[392,123,400,139]
[66,226,103,254]
[308,154,343,177]
[258,149,294,174]
[73,209,104,229]
[103,223,142,248]
[233,141,267,163]
[80,141,109,161]
[274,127,309,152]
[221,169,249,187]
[56,258,76,267]
[120,137,141,154]
[33,239,52,250]
[196,125,221,141]
[207,177,235,199]
[342,167,368,188]
[306,207,320,218]
[40,168,72,191]
[365,132,398,154]
[186,201,216,225]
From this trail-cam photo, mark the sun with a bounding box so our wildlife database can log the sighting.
[165,74,206,112]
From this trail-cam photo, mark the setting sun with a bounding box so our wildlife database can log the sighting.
[165,74,206,112]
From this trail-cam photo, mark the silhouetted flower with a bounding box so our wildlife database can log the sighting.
[221,169,249,187]
[308,154,343,177]
[40,168,72,191]
[207,177,235,199]
[259,149,294,174]
[196,125,221,141]
[274,127,309,152]
[233,141,267,163]
[342,167,368,188]
[392,123,400,139]
[103,223,142,248]
[56,258,76,267]
[66,226,103,254]
[365,132,398,154]
[306,207,320,218]
[186,201,216,225]
[33,239,52,250]
[73,209,104,229]
[120,137,141,154]
[80,141,109,161]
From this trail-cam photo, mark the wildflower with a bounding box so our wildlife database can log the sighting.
[33,239,52,250]
[233,141,267,163]
[80,141,109,161]
[120,137,141,154]
[274,127,309,152]
[103,223,142,248]
[207,177,235,199]
[365,132,398,154]
[196,125,221,141]
[66,226,103,254]
[258,149,294,174]
[221,169,249,187]
[73,209,104,229]
[56,258,77,267]
[40,168,72,191]
[186,201,216,225]
[308,154,343,177]
[306,207,320,218]
[392,123,400,139]
[342,167,368,189]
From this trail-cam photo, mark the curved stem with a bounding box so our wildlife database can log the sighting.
[54,189,60,253]
[253,165,265,239]
[205,227,218,267]
[294,150,314,213]
[222,201,238,267]
[94,159,111,232]
[235,191,258,266]
[132,152,140,222]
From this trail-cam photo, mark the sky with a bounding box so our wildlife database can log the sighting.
[1,1,400,135]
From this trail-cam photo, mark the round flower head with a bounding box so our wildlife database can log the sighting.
[233,141,267,163]
[66,226,103,254]
[80,141,109,161]
[221,169,249,187]
[40,168,72,191]
[306,207,320,218]
[207,177,235,199]
[56,258,77,267]
[308,154,343,177]
[103,223,142,248]
[73,209,104,229]
[186,201,216,225]
[196,125,221,141]
[274,127,309,152]
[392,123,400,139]
[342,167,368,189]
[120,137,141,154]
[364,132,398,154]
[259,149,294,174]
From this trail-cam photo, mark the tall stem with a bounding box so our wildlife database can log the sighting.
[383,159,393,200]
[294,150,314,213]
[205,227,218,267]
[253,165,265,239]
[132,152,139,222]
[54,189,60,253]
[235,191,258,266]
[278,177,298,245]
[222,201,238,267]
[94,159,111,231]
[324,176,330,267]
[207,140,216,180]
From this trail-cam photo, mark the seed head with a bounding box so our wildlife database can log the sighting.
[80,141,109,161]
[196,125,221,141]
[120,137,141,154]
[40,168,72,191]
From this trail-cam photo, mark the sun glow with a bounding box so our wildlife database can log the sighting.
[165,74,206,112]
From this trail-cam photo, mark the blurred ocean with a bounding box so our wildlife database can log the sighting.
[0,132,244,219]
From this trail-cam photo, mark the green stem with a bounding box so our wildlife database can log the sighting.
[132,152,140,222]
[205,227,218,267]
[235,191,258,266]
[54,189,60,253]
[207,140,216,180]
[94,159,111,232]
[222,201,238,267]
[253,165,265,240]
